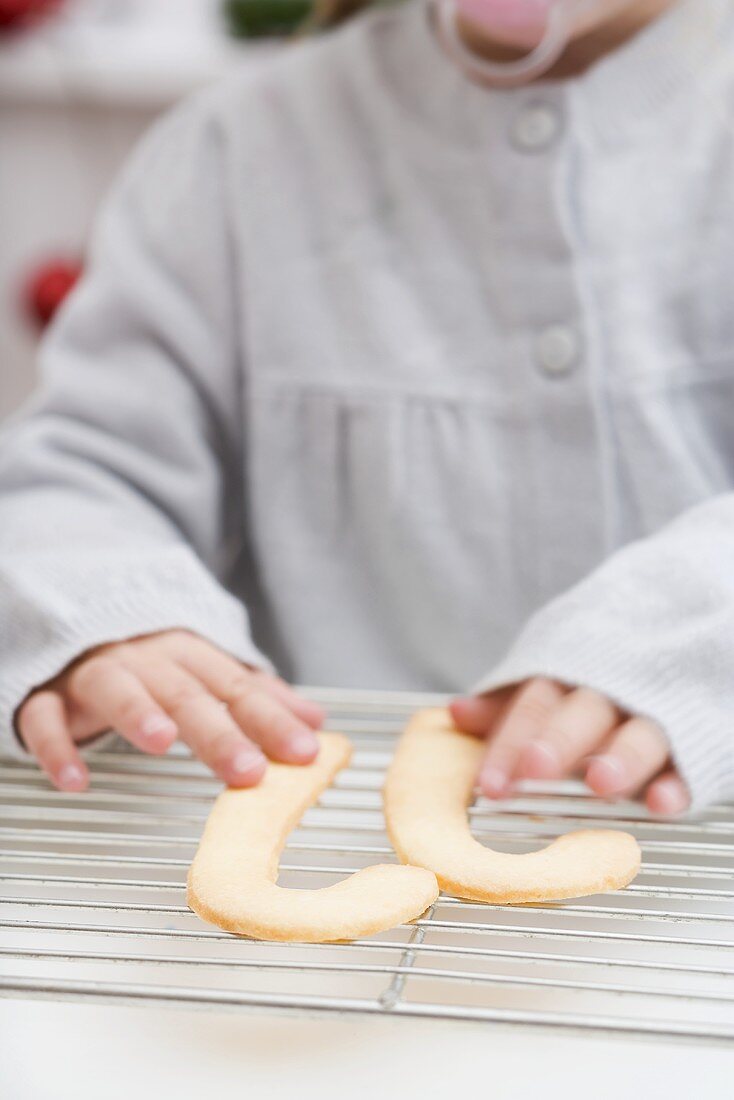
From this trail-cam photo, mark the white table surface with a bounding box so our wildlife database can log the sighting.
[2,999,733,1099]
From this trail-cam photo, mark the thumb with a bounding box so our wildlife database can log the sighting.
[449,689,512,737]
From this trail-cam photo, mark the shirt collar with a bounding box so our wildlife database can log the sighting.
[370,0,732,151]
[569,0,732,144]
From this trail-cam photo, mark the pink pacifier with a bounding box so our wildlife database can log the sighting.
[432,0,600,86]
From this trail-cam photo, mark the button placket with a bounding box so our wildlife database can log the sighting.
[486,89,606,590]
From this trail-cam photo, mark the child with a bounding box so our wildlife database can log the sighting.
[1,0,730,817]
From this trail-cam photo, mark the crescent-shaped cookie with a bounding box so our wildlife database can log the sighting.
[384,708,641,903]
[188,731,439,942]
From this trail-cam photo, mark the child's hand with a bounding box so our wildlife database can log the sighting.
[450,678,689,816]
[16,630,325,793]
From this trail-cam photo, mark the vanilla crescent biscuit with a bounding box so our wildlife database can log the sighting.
[188,731,439,942]
[384,708,642,903]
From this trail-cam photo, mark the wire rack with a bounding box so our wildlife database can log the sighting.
[2,688,734,1041]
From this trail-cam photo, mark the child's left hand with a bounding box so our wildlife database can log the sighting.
[450,678,689,816]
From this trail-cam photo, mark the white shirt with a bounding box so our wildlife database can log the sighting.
[1,0,733,810]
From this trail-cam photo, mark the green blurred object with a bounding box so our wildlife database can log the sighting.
[223,0,313,38]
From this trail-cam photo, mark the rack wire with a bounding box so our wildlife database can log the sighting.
[2,688,734,1040]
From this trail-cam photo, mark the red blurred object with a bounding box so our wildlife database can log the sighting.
[23,258,83,330]
[0,0,63,32]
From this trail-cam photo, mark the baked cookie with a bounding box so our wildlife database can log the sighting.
[188,731,439,942]
[384,708,641,903]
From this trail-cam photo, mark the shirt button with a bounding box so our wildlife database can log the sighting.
[511,102,562,151]
[536,324,580,376]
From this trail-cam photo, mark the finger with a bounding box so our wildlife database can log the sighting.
[517,688,622,780]
[171,637,325,731]
[66,655,178,754]
[171,646,319,763]
[478,679,567,798]
[140,663,267,786]
[223,683,320,764]
[645,770,690,816]
[449,690,512,736]
[17,691,89,792]
[585,717,670,798]
[253,674,326,730]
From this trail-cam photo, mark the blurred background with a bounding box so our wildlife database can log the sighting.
[0,0,314,418]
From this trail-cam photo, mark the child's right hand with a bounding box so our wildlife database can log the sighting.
[15,630,325,793]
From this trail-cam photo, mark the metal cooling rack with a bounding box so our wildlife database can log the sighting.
[2,688,734,1040]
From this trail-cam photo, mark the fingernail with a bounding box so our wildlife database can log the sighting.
[231,749,266,779]
[139,714,177,740]
[651,779,688,816]
[303,702,326,728]
[480,766,509,799]
[451,696,477,718]
[58,763,86,791]
[588,754,627,794]
[524,740,560,779]
[289,732,319,761]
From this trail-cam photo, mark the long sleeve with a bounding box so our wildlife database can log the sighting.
[0,92,270,757]
[475,496,734,813]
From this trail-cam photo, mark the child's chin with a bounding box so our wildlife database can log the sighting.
[454,0,551,49]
